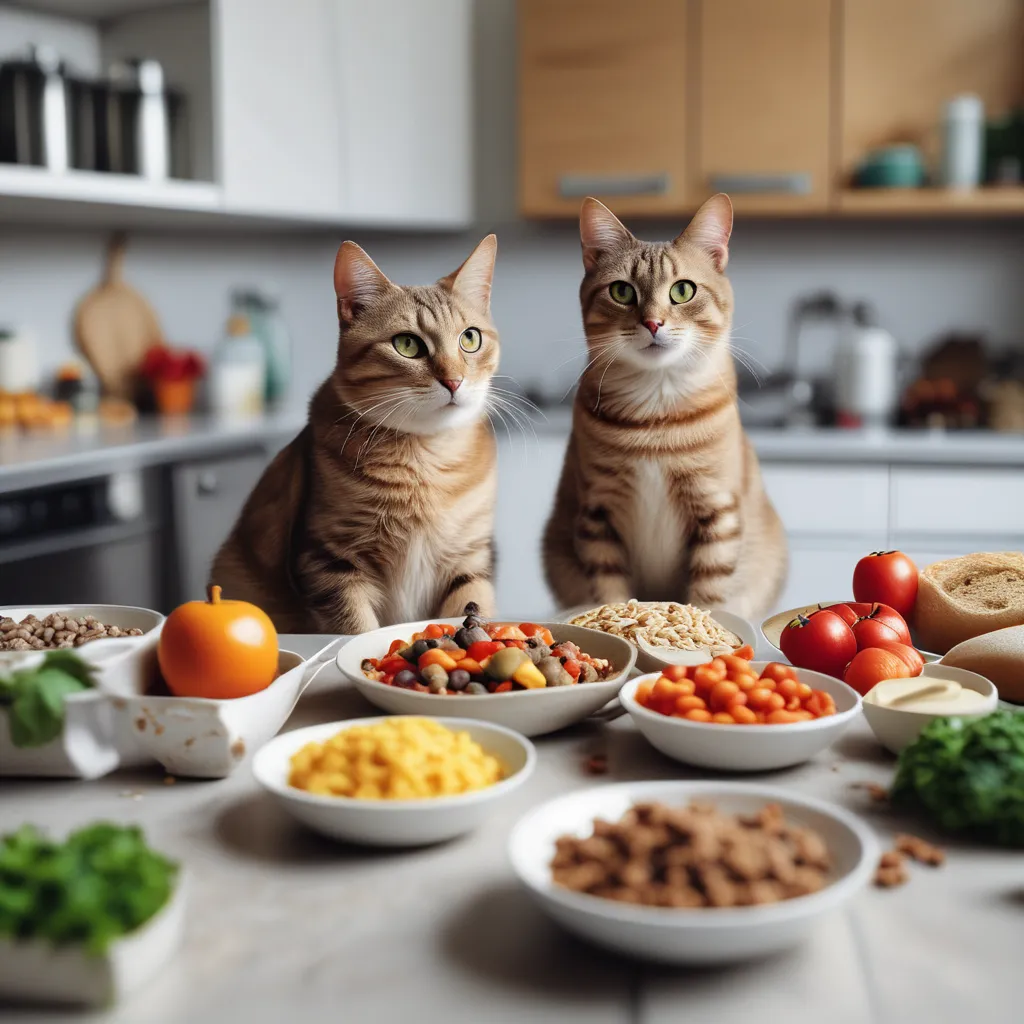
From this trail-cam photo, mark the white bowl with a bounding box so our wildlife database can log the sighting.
[253,716,536,846]
[559,605,757,673]
[861,663,998,755]
[336,619,636,737]
[509,780,878,965]
[0,873,186,1007]
[619,664,862,772]
[0,604,164,639]
[761,600,941,663]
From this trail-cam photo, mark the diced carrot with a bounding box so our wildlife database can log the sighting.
[439,624,457,636]
[520,624,553,644]
[418,649,458,671]
[493,681,513,693]
[733,644,755,660]
[424,624,446,639]
[457,657,483,675]
[448,647,468,661]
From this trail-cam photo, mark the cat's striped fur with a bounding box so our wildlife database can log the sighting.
[211,237,500,633]
[543,195,787,619]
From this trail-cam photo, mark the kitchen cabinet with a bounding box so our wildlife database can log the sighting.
[518,0,691,218]
[696,0,833,213]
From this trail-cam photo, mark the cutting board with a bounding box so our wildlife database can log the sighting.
[75,234,162,399]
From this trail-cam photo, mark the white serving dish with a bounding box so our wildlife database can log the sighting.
[0,874,186,1007]
[861,663,998,755]
[619,664,862,772]
[253,716,536,846]
[559,605,757,673]
[509,780,878,965]
[336,619,636,738]
[0,604,164,638]
[761,600,940,663]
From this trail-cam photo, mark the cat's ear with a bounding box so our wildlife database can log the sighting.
[677,193,733,272]
[438,234,497,311]
[579,198,633,272]
[334,241,392,326]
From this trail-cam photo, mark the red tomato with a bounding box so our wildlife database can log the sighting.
[853,551,919,618]
[826,603,859,627]
[860,602,912,645]
[843,647,912,696]
[778,609,857,679]
[851,615,902,651]
[467,640,503,662]
[875,641,924,676]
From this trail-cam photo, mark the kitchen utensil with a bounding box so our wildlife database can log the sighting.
[0,326,39,392]
[509,780,878,965]
[619,667,861,772]
[75,234,162,400]
[942,95,984,190]
[335,619,636,738]
[253,717,537,846]
[0,44,68,170]
[834,305,899,427]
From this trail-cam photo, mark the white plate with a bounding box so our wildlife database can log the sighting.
[558,605,758,673]
[619,665,862,772]
[336,619,636,737]
[0,874,186,1007]
[861,663,998,755]
[253,716,536,846]
[509,780,878,965]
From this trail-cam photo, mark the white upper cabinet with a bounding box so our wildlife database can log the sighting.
[214,0,344,218]
[333,0,472,226]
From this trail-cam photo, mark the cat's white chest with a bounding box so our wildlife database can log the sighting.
[630,459,684,597]
[394,531,440,622]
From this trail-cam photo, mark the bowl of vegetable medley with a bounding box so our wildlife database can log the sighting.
[336,605,636,737]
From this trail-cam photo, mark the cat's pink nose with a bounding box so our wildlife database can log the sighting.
[441,378,463,394]
[643,319,663,337]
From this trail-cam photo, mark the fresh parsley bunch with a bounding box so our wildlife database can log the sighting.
[0,651,96,747]
[0,823,179,954]
[892,710,1024,847]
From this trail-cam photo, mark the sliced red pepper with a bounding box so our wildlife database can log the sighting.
[386,639,405,657]
[562,659,582,681]
[379,655,415,675]
[493,681,513,693]
[467,640,503,663]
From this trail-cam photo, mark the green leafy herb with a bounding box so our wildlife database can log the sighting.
[0,652,96,748]
[0,823,178,955]
[891,710,1024,847]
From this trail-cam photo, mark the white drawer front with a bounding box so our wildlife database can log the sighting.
[761,464,889,535]
[892,468,1024,536]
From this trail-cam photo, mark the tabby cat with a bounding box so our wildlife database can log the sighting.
[543,194,787,619]
[211,236,501,633]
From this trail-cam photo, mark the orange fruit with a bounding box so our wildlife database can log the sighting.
[158,585,278,699]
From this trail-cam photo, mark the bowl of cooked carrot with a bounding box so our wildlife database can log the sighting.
[619,659,862,772]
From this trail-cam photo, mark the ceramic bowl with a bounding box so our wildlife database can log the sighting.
[861,663,998,755]
[761,601,940,663]
[253,716,536,846]
[0,874,186,1007]
[336,620,636,737]
[619,665,862,772]
[0,604,164,638]
[559,606,758,673]
[509,780,878,965]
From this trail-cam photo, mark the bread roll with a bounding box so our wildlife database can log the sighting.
[914,552,1024,654]
[940,625,1024,703]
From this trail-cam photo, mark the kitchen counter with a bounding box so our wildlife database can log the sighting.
[0,412,307,493]
[2,634,1020,1024]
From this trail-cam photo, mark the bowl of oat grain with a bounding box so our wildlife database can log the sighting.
[0,605,163,652]
[564,601,758,673]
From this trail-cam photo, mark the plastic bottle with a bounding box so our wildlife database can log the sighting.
[942,95,985,190]
[210,313,266,418]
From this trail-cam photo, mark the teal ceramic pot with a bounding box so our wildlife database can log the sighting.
[856,145,926,188]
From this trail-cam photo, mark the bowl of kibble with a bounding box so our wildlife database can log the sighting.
[509,780,878,964]
[0,605,163,652]
[252,716,536,846]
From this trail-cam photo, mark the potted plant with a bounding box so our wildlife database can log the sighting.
[139,346,205,415]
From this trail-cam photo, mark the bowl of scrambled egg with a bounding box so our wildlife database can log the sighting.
[252,716,536,846]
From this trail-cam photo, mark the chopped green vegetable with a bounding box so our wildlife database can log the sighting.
[891,710,1024,847]
[0,651,96,748]
[0,823,178,954]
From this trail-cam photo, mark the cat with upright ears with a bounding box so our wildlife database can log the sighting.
[543,194,787,619]
[212,236,501,633]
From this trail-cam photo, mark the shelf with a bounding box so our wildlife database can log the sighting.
[837,187,1024,217]
[6,0,196,20]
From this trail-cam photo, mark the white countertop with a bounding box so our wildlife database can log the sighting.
[3,634,1021,1024]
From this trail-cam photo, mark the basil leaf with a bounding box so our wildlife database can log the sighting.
[7,669,89,748]
[41,650,97,688]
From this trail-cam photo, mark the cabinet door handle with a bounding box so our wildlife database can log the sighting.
[709,173,812,195]
[559,173,670,198]
[196,471,219,496]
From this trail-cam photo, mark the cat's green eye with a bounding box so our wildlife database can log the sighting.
[669,279,697,304]
[392,333,426,358]
[608,281,637,305]
[460,327,483,353]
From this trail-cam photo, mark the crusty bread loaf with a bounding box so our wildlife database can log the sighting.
[940,625,1024,703]
[914,552,1024,655]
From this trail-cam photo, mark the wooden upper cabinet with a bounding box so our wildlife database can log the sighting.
[518,0,691,217]
[697,0,833,212]
[840,0,1024,185]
